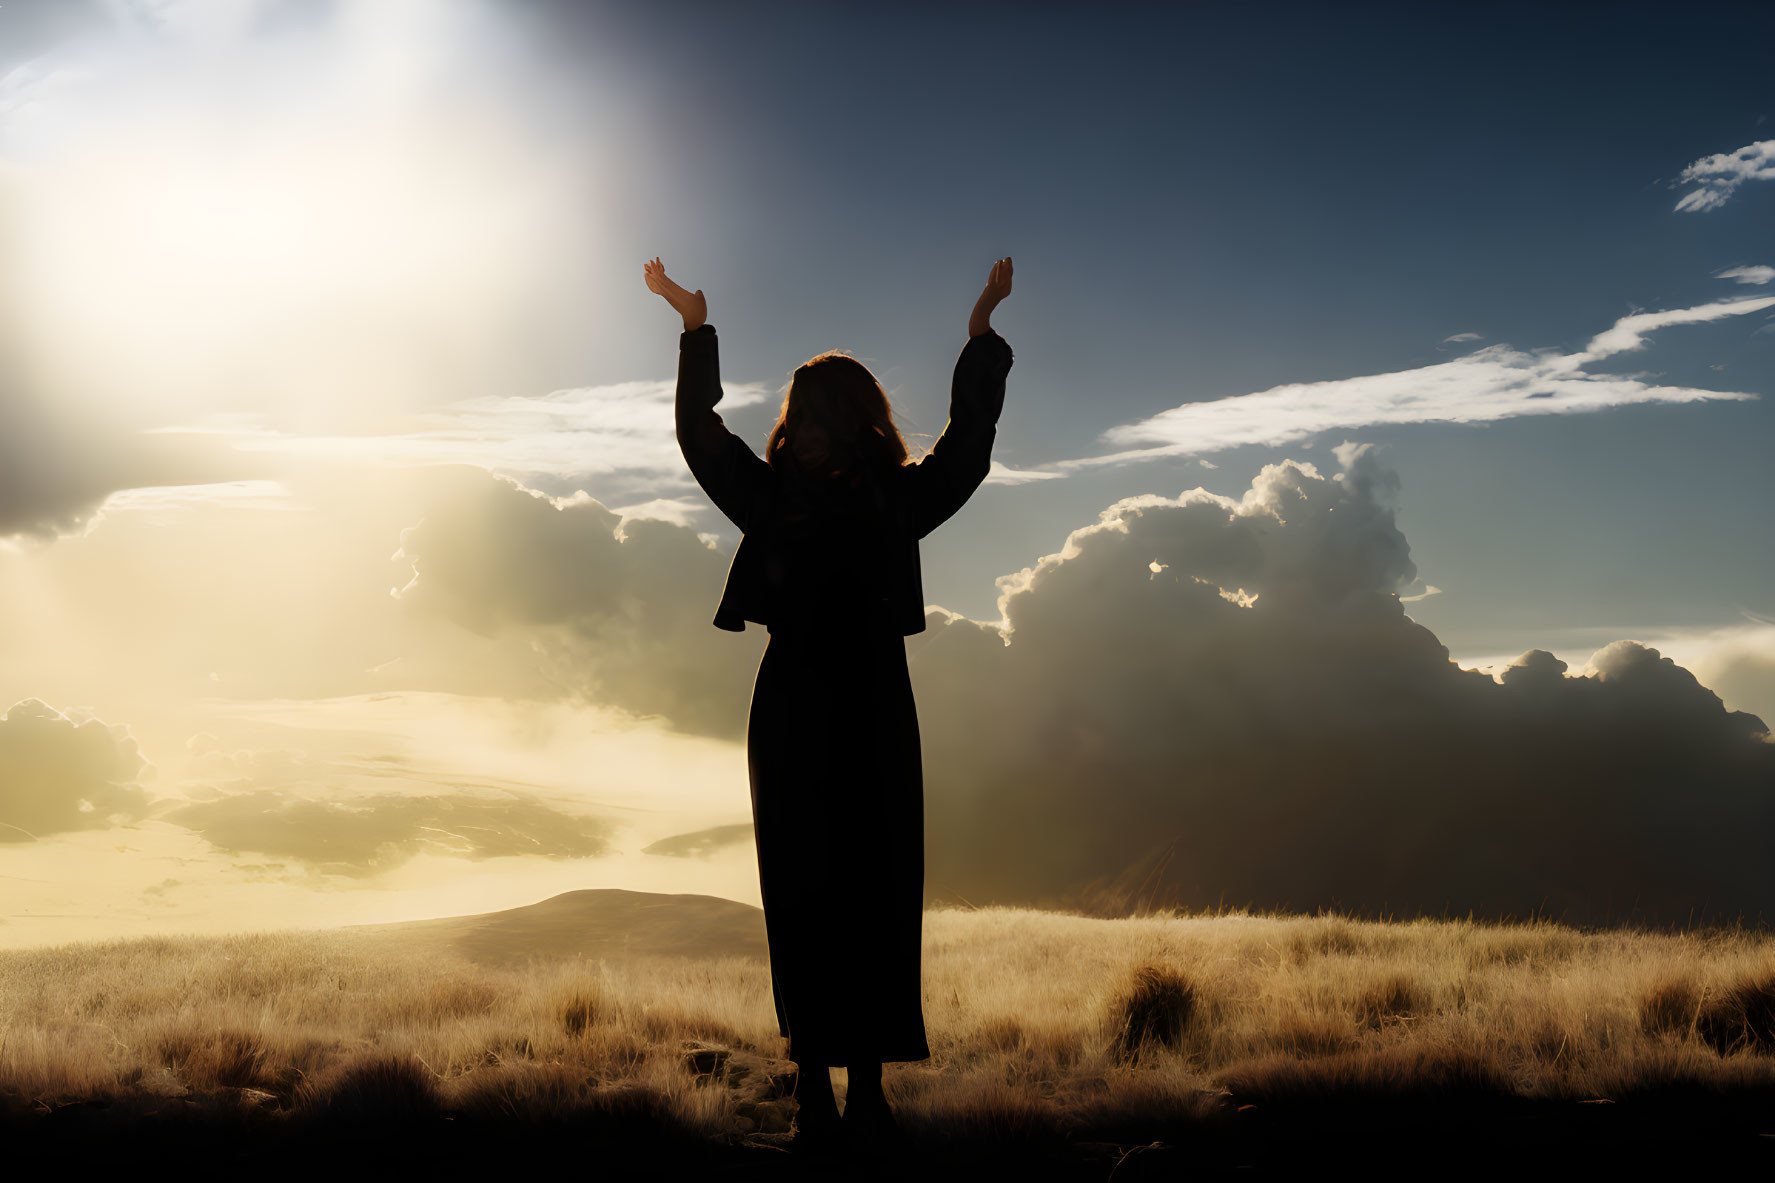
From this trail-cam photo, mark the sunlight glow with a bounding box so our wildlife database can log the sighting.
[2,0,600,425]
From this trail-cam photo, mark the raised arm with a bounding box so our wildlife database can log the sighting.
[646,258,773,532]
[906,257,1016,538]
[674,326,775,533]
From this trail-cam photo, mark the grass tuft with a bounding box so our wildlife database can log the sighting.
[1111,963,1196,1062]
[157,1028,270,1090]
[1640,976,1702,1038]
[1696,967,1775,1055]
[298,1054,441,1121]
[1355,973,1423,1029]
[560,991,601,1037]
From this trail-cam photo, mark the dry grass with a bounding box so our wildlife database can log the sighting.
[4,906,1775,1153]
[1110,964,1197,1063]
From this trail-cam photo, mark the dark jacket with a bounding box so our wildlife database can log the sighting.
[675,323,1015,634]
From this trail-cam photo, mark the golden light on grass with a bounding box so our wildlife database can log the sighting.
[6,904,1775,1148]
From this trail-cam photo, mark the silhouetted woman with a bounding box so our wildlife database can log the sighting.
[644,255,1014,1149]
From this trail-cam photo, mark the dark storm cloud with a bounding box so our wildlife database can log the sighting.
[0,698,151,841]
[906,449,1774,925]
[398,459,1775,925]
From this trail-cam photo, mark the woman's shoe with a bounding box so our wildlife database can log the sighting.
[843,1095,909,1152]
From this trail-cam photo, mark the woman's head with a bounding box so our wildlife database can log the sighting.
[766,351,910,482]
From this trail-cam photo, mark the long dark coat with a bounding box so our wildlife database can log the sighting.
[674,323,1014,1065]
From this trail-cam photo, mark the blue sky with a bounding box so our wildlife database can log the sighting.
[544,0,1775,651]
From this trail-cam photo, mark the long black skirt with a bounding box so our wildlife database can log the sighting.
[746,623,931,1066]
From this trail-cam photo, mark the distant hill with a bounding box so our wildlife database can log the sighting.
[348,888,767,968]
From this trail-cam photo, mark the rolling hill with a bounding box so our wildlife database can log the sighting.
[347,888,767,967]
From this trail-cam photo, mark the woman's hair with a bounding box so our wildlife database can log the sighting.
[765,350,911,483]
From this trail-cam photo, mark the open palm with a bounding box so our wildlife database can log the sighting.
[643,257,707,331]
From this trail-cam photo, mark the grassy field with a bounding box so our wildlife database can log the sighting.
[5,904,1775,1177]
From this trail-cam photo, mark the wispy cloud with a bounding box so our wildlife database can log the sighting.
[1047,296,1774,472]
[164,384,1072,496]
[1674,139,1775,212]
[122,296,1775,494]
[0,57,90,138]
[1570,298,1775,360]
[1717,264,1775,286]
[155,379,776,493]
[1442,332,1483,343]
[100,480,295,517]
[606,496,713,530]
[984,459,1068,485]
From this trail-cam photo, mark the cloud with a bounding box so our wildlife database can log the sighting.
[1047,297,1773,471]
[164,788,614,877]
[1658,621,1775,731]
[898,448,1773,924]
[0,698,152,841]
[1704,646,1775,734]
[1571,297,1775,360]
[98,480,295,519]
[154,411,1067,506]
[610,497,721,531]
[0,399,119,540]
[1442,332,1483,343]
[1717,264,1775,286]
[348,441,1775,924]
[0,56,91,133]
[1673,139,1775,212]
[984,459,1068,485]
[158,379,776,510]
[153,731,623,876]
[390,467,763,739]
[0,397,253,541]
[643,823,755,859]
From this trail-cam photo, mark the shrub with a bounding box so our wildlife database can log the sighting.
[1696,969,1775,1056]
[1111,964,1196,1063]
[298,1055,441,1121]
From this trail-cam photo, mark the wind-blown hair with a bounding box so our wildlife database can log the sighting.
[766,351,911,485]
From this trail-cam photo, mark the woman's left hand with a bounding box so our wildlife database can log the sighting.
[644,257,708,331]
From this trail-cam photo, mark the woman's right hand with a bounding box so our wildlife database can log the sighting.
[644,257,708,331]
[968,256,1013,338]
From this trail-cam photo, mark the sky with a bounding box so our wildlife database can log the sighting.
[2,0,1773,945]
